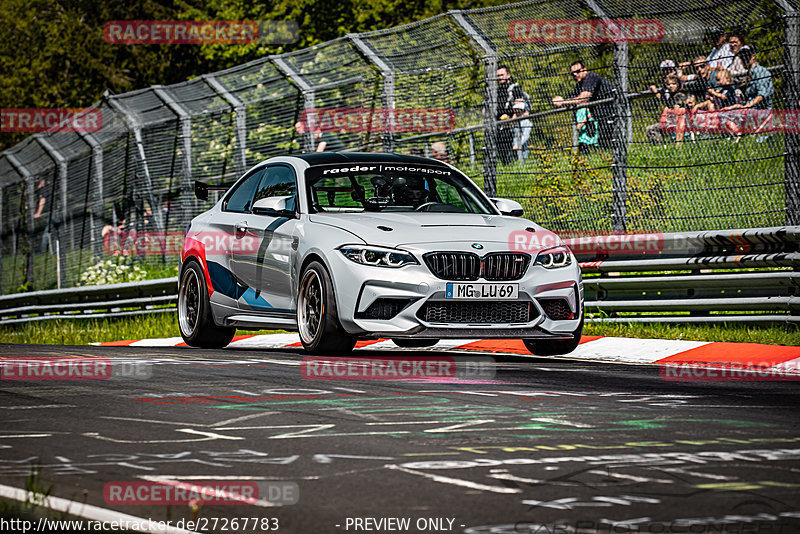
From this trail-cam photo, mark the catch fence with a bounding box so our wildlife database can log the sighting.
[1,0,798,292]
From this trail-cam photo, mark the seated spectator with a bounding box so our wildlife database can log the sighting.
[708,68,737,109]
[682,57,718,103]
[723,46,774,139]
[645,74,686,143]
[511,100,532,162]
[649,60,678,99]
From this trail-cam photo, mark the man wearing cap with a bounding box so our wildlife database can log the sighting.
[511,100,532,162]
[707,28,733,70]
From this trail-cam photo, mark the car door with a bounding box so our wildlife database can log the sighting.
[229,164,299,314]
[205,166,265,309]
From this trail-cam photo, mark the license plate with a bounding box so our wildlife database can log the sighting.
[445,283,519,300]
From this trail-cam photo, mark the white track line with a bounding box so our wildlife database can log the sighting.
[0,483,198,533]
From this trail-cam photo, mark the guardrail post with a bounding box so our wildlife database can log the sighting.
[450,10,498,196]
[204,74,248,176]
[585,0,629,232]
[153,87,194,230]
[105,93,164,233]
[778,0,800,226]
[6,154,34,288]
[76,128,105,262]
[35,136,70,288]
[348,34,396,152]
[272,56,317,153]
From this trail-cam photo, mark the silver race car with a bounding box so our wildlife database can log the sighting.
[178,153,583,354]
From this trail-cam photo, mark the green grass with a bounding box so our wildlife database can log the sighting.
[0,312,796,346]
[583,321,799,346]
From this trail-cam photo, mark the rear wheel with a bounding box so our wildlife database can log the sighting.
[178,260,235,348]
[297,261,356,354]
[392,338,439,348]
[523,314,584,356]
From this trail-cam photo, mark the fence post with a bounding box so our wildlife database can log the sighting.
[0,181,3,293]
[272,57,317,153]
[778,0,800,225]
[35,136,69,288]
[6,154,34,288]
[585,0,629,232]
[348,34,396,152]
[153,87,194,230]
[450,10,498,196]
[105,93,164,233]
[76,129,104,262]
[204,74,248,176]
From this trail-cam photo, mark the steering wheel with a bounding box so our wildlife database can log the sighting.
[415,202,441,212]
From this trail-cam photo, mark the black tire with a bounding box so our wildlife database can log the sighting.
[297,261,356,355]
[523,314,584,356]
[391,338,439,348]
[178,260,236,349]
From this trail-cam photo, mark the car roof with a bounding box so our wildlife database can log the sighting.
[292,152,450,168]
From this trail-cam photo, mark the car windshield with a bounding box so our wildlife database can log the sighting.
[305,162,497,214]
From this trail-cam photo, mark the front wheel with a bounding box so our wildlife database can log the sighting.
[178,260,235,349]
[392,338,439,348]
[523,314,584,356]
[297,261,356,354]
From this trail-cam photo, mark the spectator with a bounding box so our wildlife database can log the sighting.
[724,47,773,139]
[708,68,737,109]
[430,141,450,163]
[683,57,718,103]
[575,103,598,154]
[649,60,678,100]
[707,28,733,70]
[294,120,345,152]
[511,100,532,162]
[645,75,684,143]
[496,65,529,164]
[727,33,749,86]
[553,61,615,149]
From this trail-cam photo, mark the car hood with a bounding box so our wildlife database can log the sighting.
[309,212,550,248]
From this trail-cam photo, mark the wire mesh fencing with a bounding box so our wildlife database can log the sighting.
[1,0,798,293]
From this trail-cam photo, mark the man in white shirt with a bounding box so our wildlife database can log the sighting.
[707,28,733,70]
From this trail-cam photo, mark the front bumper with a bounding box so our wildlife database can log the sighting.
[327,245,583,339]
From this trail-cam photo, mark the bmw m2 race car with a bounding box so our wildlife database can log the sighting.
[178,153,583,355]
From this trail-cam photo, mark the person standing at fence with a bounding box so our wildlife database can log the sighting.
[575,104,599,154]
[294,120,345,152]
[496,65,530,165]
[727,33,750,87]
[552,61,614,150]
[707,28,733,70]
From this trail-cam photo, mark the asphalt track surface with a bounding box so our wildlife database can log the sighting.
[1,343,799,534]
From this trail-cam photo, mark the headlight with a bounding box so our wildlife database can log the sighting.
[534,246,572,269]
[339,245,418,268]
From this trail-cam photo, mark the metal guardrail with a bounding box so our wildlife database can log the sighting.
[0,227,798,326]
[0,278,177,325]
[577,226,800,324]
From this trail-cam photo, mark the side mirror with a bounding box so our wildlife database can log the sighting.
[252,196,297,218]
[491,198,524,217]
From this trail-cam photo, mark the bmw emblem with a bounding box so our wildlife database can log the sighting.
[471,243,484,250]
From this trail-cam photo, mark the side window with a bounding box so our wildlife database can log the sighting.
[253,165,298,212]
[224,168,265,213]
